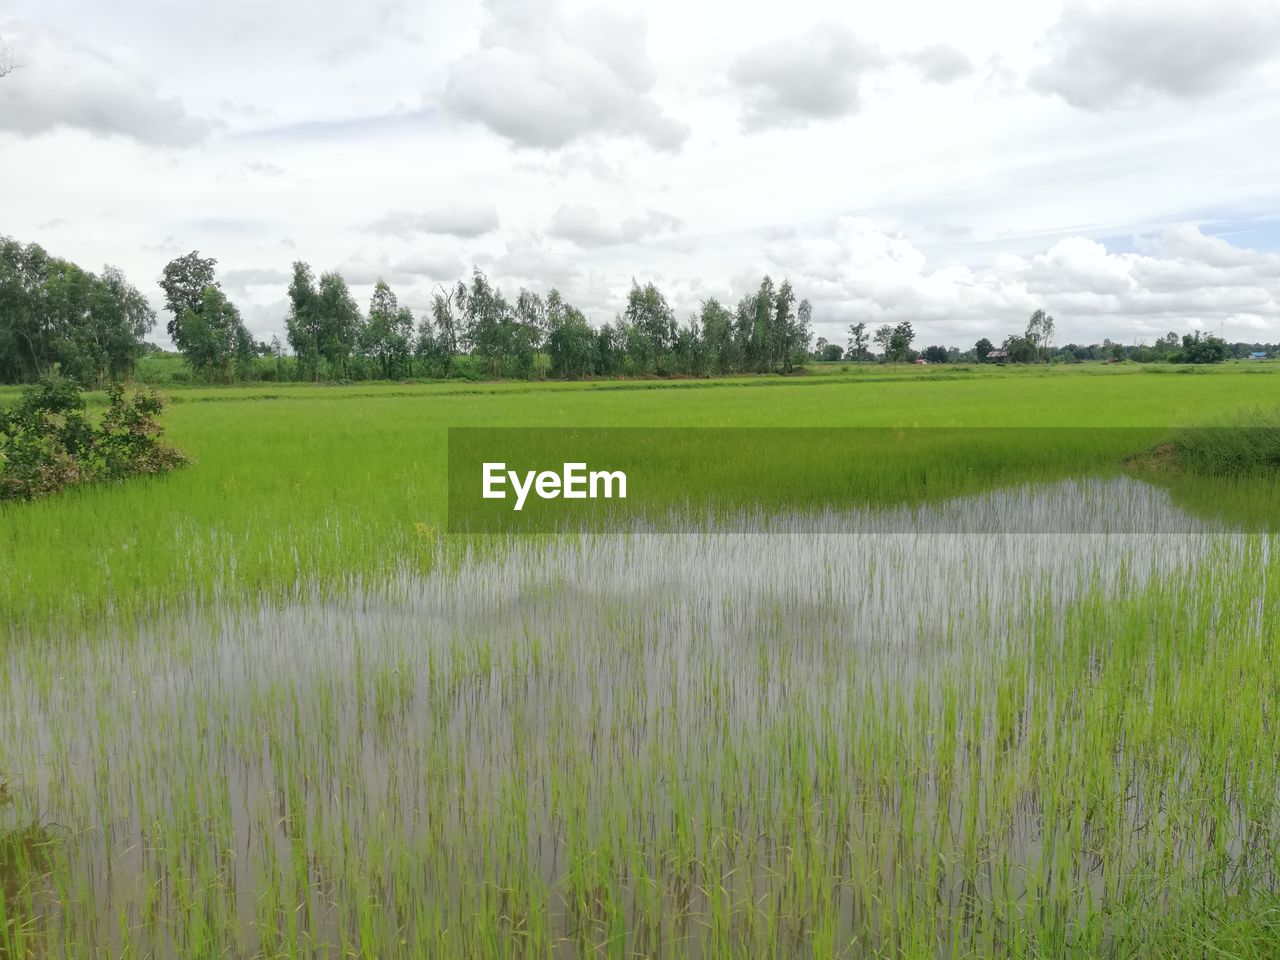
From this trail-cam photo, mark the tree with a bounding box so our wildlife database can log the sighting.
[159,252,219,346]
[1,238,154,384]
[974,337,994,362]
[418,284,461,378]
[461,270,520,377]
[91,266,156,380]
[699,298,736,375]
[362,281,414,379]
[173,286,254,382]
[886,321,915,363]
[1001,334,1038,364]
[1025,309,1056,362]
[594,321,624,377]
[872,324,894,359]
[285,262,322,379]
[509,289,545,378]
[315,272,362,377]
[625,281,677,374]
[922,345,949,364]
[847,322,869,363]
[0,40,16,79]
[1172,331,1230,364]
[545,290,596,379]
[784,295,812,372]
[818,341,844,362]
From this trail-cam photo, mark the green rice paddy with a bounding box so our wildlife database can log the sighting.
[3,364,1280,957]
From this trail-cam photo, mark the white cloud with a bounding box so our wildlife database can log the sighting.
[904,44,975,84]
[728,24,885,130]
[767,218,1280,345]
[1031,0,1280,110]
[548,204,681,248]
[365,204,500,239]
[5,0,1280,351]
[442,0,688,150]
[0,22,212,145]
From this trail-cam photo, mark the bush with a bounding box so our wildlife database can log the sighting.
[0,376,188,502]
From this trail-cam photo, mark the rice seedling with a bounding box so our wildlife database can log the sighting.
[3,470,1279,957]
[3,369,1280,957]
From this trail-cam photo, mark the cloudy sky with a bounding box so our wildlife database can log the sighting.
[3,0,1280,349]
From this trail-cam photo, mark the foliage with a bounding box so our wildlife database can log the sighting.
[158,251,218,343]
[846,322,869,363]
[0,376,187,501]
[874,320,915,362]
[173,286,255,383]
[545,290,597,378]
[815,338,844,362]
[1000,334,1038,364]
[922,344,949,363]
[0,237,155,385]
[1168,407,1280,475]
[1171,331,1231,364]
[1024,308,1056,361]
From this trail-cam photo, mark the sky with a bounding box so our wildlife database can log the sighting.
[2,0,1280,350]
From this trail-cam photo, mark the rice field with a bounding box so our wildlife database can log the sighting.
[3,366,1280,957]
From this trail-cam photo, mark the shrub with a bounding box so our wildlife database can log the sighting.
[0,376,188,502]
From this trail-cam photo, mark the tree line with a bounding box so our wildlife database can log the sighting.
[817,311,1253,365]
[0,237,156,384]
[154,251,817,383]
[2,235,1270,386]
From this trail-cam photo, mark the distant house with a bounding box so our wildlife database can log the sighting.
[986,349,1009,361]
[913,358,929,365]
[1249,351,1269,360]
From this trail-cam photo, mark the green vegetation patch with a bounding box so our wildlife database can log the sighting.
[0,377,187,502]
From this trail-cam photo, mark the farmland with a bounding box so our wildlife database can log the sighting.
[3,363,1280,957]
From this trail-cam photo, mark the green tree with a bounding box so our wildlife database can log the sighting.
[782,294,811,372]
[974,337,994,361]
[1172,331,1230,364]
[922,345,949,363]
[460,270,518,377]
[887,321,915,363]
[159,252,218,347]
[1025,309,1056,362]
[173,286,254,382]
[624,282,677,375]
[594,321,624,377]
[1,240,153,385]
[285,262,322,379]
[315,272,362,377]
[846,322,869,363]
[545,290,597,379]
[417,284,462,378]
[1002,334,1038,364]
[362,281,414,379]
[89,266,156,380]
[700,298,736,374]
[872,324,894,360]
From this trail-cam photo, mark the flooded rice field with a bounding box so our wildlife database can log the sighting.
[2,477,1278,957]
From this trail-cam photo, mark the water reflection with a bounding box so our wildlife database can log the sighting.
[0,476,1264,957]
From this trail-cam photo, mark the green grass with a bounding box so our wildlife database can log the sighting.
[4,364,1280,629]
[3,364,1280,957]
